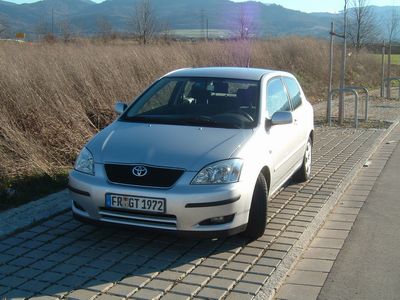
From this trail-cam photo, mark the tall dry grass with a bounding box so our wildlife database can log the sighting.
[0,38,380,179]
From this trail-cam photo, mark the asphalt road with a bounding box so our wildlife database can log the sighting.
[318,140,400,300]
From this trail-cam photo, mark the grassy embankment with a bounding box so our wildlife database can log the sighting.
[0,37,381,210]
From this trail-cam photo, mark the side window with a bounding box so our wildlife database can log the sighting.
[283,77,302,110]
[266,77,291,118]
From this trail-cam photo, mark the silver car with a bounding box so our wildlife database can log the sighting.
[69,67,314,240]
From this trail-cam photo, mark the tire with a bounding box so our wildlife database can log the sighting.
[294,137,312,182]
[243,173,268,240]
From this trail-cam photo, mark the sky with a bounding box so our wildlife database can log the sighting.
[5,0,400,13]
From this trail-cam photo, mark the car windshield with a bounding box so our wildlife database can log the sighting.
[121,77,260,129]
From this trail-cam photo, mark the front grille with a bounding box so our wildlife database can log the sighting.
[99,207,177,229]
[104,164,184,188]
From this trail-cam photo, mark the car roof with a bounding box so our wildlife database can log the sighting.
[164,67,281,81]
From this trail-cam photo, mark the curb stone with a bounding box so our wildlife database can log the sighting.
[255,120,400,300]
[0,189,70,239]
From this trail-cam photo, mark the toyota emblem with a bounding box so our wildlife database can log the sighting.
[132,166,148,177]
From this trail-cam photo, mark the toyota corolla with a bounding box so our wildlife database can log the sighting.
[69,67,314,240]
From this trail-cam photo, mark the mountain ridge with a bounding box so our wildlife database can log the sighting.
[0,0,398,40]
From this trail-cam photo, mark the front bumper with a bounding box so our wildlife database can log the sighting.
[68,165,254,236]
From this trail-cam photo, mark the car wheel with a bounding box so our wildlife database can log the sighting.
[294,137,312,182]
[243,173,268,240]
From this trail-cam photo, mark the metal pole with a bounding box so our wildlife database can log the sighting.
[338,1,348,124]
[327,22,334,121]
[206,18,209,41]
[381,41,386,98]
[387,43,392,98]
[354,92,359,128]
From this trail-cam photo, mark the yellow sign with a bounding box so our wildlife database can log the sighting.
[15,32,25,39]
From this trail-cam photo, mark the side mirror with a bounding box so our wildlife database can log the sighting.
[114,102,127,115]
[271,111,293,126]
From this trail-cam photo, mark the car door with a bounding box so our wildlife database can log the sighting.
[282,76,309,164]
[265,77,297,192]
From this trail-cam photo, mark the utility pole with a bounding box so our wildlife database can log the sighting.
[381,41,386,97]
[338,0,348,124]
[51,8,54,36]
[387,42,392,98]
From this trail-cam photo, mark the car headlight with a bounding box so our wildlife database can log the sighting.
[191,159,243,185]
[74,147,94,175]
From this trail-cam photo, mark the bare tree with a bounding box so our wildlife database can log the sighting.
[0,17,9,38]
[59,19,74,42]
[386,8,399,44]
[384,8,399,97]
[347,0,377,50]
[96,16,113,41]
[131,0,156,44]
[237,4,253,40]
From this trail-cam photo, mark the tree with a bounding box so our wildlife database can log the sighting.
[237,4,253,40]
[386,8,399,44]
[347,0,377,50]
[96,16,113,41]
[59,19,74,42]
[131,0,156,44]
[0,17,9,38]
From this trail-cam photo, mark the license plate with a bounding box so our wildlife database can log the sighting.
[105,194,166,213]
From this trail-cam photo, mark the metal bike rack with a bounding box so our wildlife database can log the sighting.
[328,88,360,128]
[345,86,369,121]
[384,77,400,99]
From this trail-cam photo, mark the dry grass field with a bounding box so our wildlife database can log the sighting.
[0,37,380,183]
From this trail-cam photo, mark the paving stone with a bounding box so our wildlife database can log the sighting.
[84,279,114,292]
[161,292,190,300]
[107,283,137,297]
[196,286,228,299]
[310,237,345,249]
[58,275,90,287]
[231,281,261,295]
[225,291,254,300]
[275,283,321,300]
[95,270,124,282]
[269,243,292,252]
[181,274,210,286]
[36,271,65,283]
[317,229,350,239]
[157,270,185,282]
[192,266,220,277]
[120,275,151,287]
[169,283,201,296]
[232,254,258,264]
[324,220,354,230]
[240,272,269,285]
[19,279,50,292]
[207,277,235,290]
[94,294,122,300]
[296,258,334,273]
[224,261,251,273]
[0,288,34,299]
[257,257,281,267]
[248,265,275,276]
[286,270,328,286]
[263,250,286,259]
[131,288,164,299]
[0,275,27,288]
[145,279,175,291]
[302,247,340,260]
[328,213,357,222]
[66,289,98,300]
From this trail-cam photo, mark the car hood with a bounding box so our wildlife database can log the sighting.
[87,121,253,171]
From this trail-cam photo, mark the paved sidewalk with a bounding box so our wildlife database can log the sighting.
[0,126,386,299]
[274,122,400,300]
